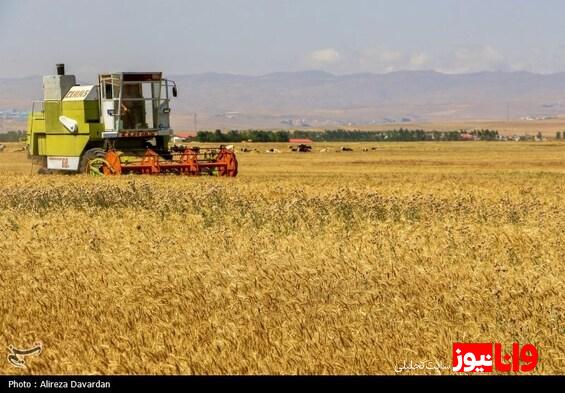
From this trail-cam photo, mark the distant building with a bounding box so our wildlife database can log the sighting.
[289,138,313,144]
[172,132,194,143]
[460,133,474,141]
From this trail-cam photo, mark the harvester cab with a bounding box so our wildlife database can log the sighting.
[27,64,237,176]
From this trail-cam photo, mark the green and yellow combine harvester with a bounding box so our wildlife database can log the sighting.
[26,64,237,176]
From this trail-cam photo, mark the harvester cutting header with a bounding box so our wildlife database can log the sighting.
[26,64,237,176]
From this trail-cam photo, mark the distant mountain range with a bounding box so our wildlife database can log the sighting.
[2,70,565,129]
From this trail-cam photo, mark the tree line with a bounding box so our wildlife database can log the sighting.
[0,130,25,142]
[194,128,500,142]
[0,128,501,143]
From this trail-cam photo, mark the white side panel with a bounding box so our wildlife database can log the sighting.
[102,100,115,131]
[47,156,80,171]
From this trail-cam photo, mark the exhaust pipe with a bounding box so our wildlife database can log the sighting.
[56,63,65,76]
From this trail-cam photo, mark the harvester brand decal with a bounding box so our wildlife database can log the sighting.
[63,85,98,101]
[7,342,43,368]
[119,131,155,137]
[47,156,80,171]
[66,89,89,98]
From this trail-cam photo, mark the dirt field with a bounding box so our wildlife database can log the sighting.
[0,141,564,374]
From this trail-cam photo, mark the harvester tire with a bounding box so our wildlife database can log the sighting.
[36,156,51,174]
[37,167,54,175]
[80,148,107,175]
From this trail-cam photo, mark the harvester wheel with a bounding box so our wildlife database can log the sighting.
[80,148,108,176]
[37,167,54,175]
[36,156,52,174]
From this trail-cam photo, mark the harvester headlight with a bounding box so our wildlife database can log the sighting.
[59,116,79,134]
[163,108,171,113]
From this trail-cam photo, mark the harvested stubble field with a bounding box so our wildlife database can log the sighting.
[0,141,564,374]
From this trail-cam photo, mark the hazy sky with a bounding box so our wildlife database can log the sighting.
[1,0,565,78]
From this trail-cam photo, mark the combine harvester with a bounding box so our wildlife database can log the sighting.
[26,64,237,176]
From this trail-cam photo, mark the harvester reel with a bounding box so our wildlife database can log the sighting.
[77,147,238,176]
[179,150,200,175]
[216,148,238,177]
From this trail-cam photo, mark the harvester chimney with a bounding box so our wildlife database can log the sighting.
[56,63,65,76]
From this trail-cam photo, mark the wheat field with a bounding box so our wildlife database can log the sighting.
[0,141,564,375]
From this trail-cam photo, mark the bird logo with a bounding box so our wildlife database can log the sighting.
[7,342,43,368]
